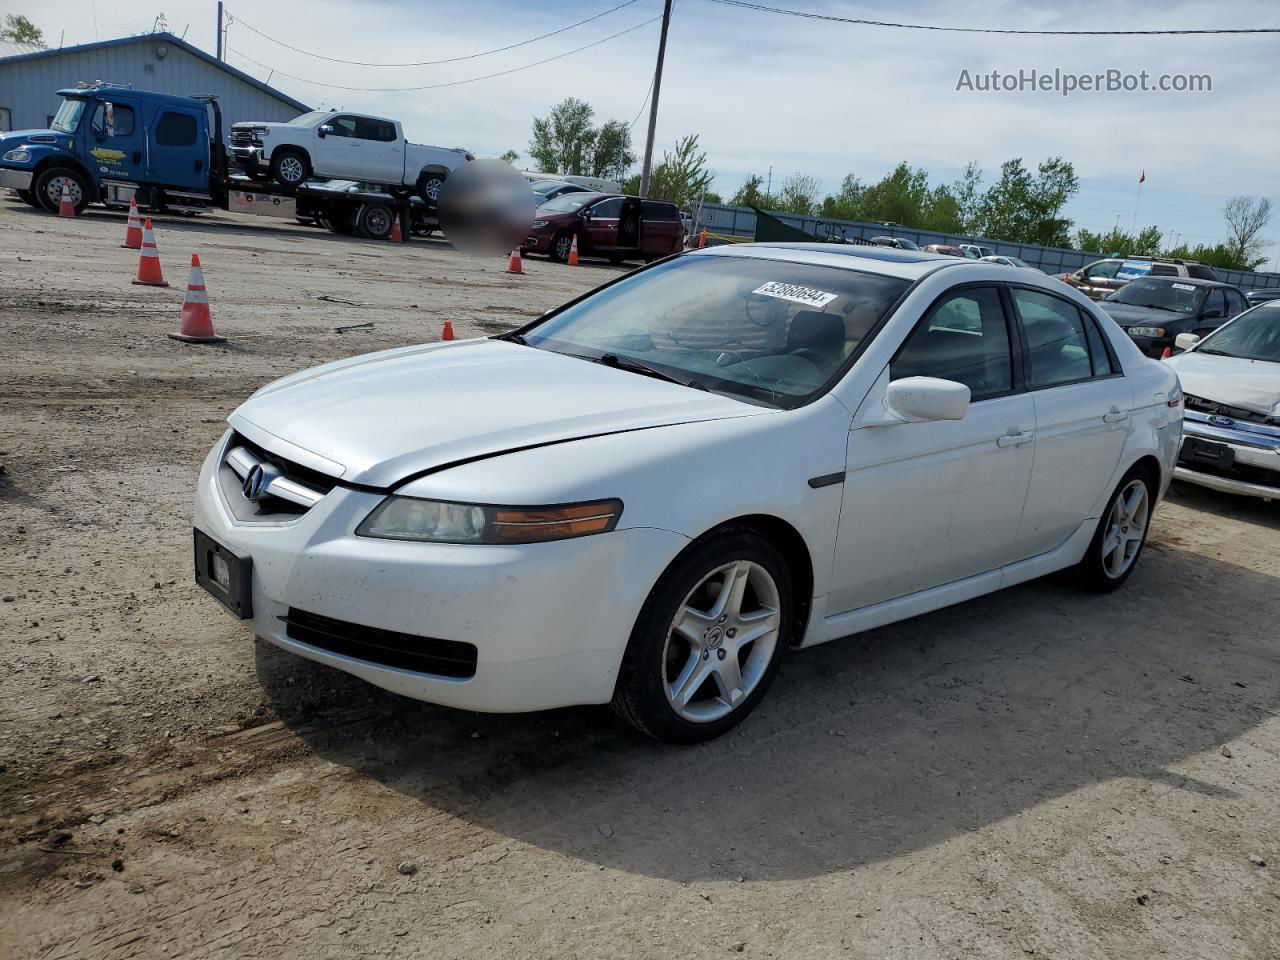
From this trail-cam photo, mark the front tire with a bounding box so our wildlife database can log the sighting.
[35,167,90,214]
[270,149,310,188]
[549,230,574,262]
[612,527,793,744]
[1073,466,1154,592]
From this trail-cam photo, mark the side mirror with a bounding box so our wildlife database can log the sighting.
[1174,332,1201,351]
[580,210,592,220]
[885,377,971,423]
[318,124,333,138]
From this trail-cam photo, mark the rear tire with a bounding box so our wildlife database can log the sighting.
[417,172,446,206]
[35,166,90,214]
[270,149,310,188]
[611,527,793,744]
[1073,465,1155,592]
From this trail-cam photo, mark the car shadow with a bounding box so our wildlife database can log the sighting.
[252,540,1277,884]
[1165,479,1280,530]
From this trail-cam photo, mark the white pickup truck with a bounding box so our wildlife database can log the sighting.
[229,110,472,203]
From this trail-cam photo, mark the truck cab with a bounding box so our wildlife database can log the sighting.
[0,84,214,213]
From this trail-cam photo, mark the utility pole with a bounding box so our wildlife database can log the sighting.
[216,2,224,60]
[638,0,674,198]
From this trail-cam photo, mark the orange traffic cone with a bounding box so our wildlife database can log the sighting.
[1160,346,1173,360]
[58,181,76,218]
[168,254,225,344]
[567,234,580,266]
[389,217,403,243]
[121,197,143,248]
[132,219,169,287]
[441,320,456,341]
[506,247,523,274]
[698,228,707,249]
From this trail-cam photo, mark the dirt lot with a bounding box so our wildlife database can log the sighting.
[1,199,1277,959]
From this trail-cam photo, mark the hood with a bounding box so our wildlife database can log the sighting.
[0,128,71,149]
[1098,301,1181,327]
[230,339,768,487]
[1166,350,1280,417]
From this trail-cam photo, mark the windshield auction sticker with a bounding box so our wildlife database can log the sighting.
[752,281,839,308]
[1172,283,1197,292]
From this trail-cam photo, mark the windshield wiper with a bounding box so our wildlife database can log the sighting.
[596,353,708,391]
[1131,303,1180,312]
[1195,347,1232,356]
[494,331,528,345]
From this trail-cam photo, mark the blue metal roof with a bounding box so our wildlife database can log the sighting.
[0,32,309,112]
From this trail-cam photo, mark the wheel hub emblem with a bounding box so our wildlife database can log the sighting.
[705,625,724,649]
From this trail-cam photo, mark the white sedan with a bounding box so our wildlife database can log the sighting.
[192,245,1183,743]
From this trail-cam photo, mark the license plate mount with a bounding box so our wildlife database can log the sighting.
[1179,436,1235,470]
[193,528,253,619]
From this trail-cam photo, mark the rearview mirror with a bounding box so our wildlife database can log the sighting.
[1174,332,1201,351]
[318,124,333,138]
[885,377,971,423]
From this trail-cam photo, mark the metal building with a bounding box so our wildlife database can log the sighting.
[0,32,308,134]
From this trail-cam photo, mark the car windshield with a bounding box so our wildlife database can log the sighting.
[521,255,910,408]
[539,193,595,213]
[1108,278,1203,314]
[532,180,574,196]
[50,98,87,133]
[286,111,332,126]
[1195,305,1280,363]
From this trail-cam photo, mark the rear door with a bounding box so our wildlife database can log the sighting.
[641,200,681,257]
[1011,287,1133,557]
[146,105,208,189]
[355,117,401,184]
[85,96,145,183]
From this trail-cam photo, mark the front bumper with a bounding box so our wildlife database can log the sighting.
[0,167,34,191]
[1175,414,1280,499]
[231,145,267,170]
[521,229,553,254]
[192,432,687,712]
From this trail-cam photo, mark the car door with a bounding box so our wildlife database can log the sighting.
[355,117,400,184]
[1011,287,1133,557]
[581,197,621,253]
[641,200,681,257]
[1079,260,1122,298]
[1223,288,1247,320]
[146,105,208,190]
[1195,289,1229,336]
[829,284,1036,613]
[85,97,145,183]
[313,115,363,178]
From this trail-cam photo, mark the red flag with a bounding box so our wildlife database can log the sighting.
[1139,170,1146,184]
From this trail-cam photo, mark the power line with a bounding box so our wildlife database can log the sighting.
[629,74,655,130]
[225,0,642,67]
[705,0,1280,35]
[225,16,661,92]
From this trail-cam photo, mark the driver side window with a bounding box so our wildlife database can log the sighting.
[326,116,359,138]
[1087,261,1121,280]
[589,197,623,218]
[891,287,1014,401]
[91,102,135,138]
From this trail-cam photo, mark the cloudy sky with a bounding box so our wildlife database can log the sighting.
[16,0,1279,259]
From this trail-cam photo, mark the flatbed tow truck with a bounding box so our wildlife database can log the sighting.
[0,83,435,241]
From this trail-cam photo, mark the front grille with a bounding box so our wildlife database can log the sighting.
[229,129,257,147]
[1185,394,1278,427]
[281,609,478,679]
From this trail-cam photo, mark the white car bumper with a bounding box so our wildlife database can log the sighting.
[192,433,688,712]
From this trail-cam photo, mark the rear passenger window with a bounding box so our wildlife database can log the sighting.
[155,111,197,146]
[1014,289,1094,387]
[891,287,1013,401]
[356,118,396,141]
[641,200,679,221]
[1081,311,1115,376]
[1149,264,1177,276]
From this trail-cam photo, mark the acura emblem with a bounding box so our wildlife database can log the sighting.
[242,462,279,502]
[1208,415,1235,428]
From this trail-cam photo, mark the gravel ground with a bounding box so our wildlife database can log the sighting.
[1,198,1277,959]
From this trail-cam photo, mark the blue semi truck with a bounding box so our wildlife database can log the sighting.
[0,83,426,240]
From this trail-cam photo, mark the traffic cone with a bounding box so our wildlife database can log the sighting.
[506,247,523,274]
[441,320,456,341]
[698,228,707,249]
[389,217,403,243]
[58,181,76,218]
[132,219,169,287]
[1160,346,1173,360]
[168,254,225,344]
[121,197,143,248]
[567,234,580,266]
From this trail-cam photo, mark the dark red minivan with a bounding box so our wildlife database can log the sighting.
[523,192,685,264]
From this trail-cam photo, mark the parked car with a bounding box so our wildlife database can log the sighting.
[523,191,684,263]
[922,243,967,257]
[1245,288,1280,305]
[521,170,621,193]
[1098,276,1248,357]
[192,246,1180,743]
[1165,302,1280,499]
[530,179,590,202]
[229,110,472,201]
[981,255,1041,271]
[870,236,920,250]
[1062,257,1220,300]
[959,243,996,259]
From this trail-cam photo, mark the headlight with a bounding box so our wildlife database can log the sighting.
[253,127,270,137]
[531,219,548,228]
[356,496,622,544]
[3,149,31,163]
[1128,326,1166,338]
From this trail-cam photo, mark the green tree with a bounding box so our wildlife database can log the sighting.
[590,120,635,183]
[1075,225,1162,257]
[1,14,44,45]
[978,157,1079,246]
[1222,196,1272,269]
[529,97,597,175]
[638,134,715,211]
[776,173,820,215]
[730,173,768,207]
[819,174,864,220]
[951,163,984,234]
[498,149,519,165]
[855,162,931,226]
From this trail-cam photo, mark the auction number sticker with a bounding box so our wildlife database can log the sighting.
[1172,282,1197,292]
[752,281,838,308]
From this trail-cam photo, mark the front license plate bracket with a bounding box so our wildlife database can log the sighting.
[193,528,253,619]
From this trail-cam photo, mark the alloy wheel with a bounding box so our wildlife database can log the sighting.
[662,560,781,723]
[278,156,305,184]
[1101,479,1149,578]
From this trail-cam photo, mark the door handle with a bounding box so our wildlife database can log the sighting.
[997,431,1034,448]
[1103,407,1129,423]
[132,151,141,163]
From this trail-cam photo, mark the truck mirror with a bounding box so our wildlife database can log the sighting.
[104,102,115,137]
[318,124,333,138]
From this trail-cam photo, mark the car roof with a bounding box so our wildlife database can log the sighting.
[691,241,1029,281]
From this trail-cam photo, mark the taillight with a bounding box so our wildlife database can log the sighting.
[1168,385,1183,408]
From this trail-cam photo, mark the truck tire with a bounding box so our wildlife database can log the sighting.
[417,171,446,206]
[270,149,310,188]
[320,205,358,235]
[357,202,395,241]
[35,167,90,214]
